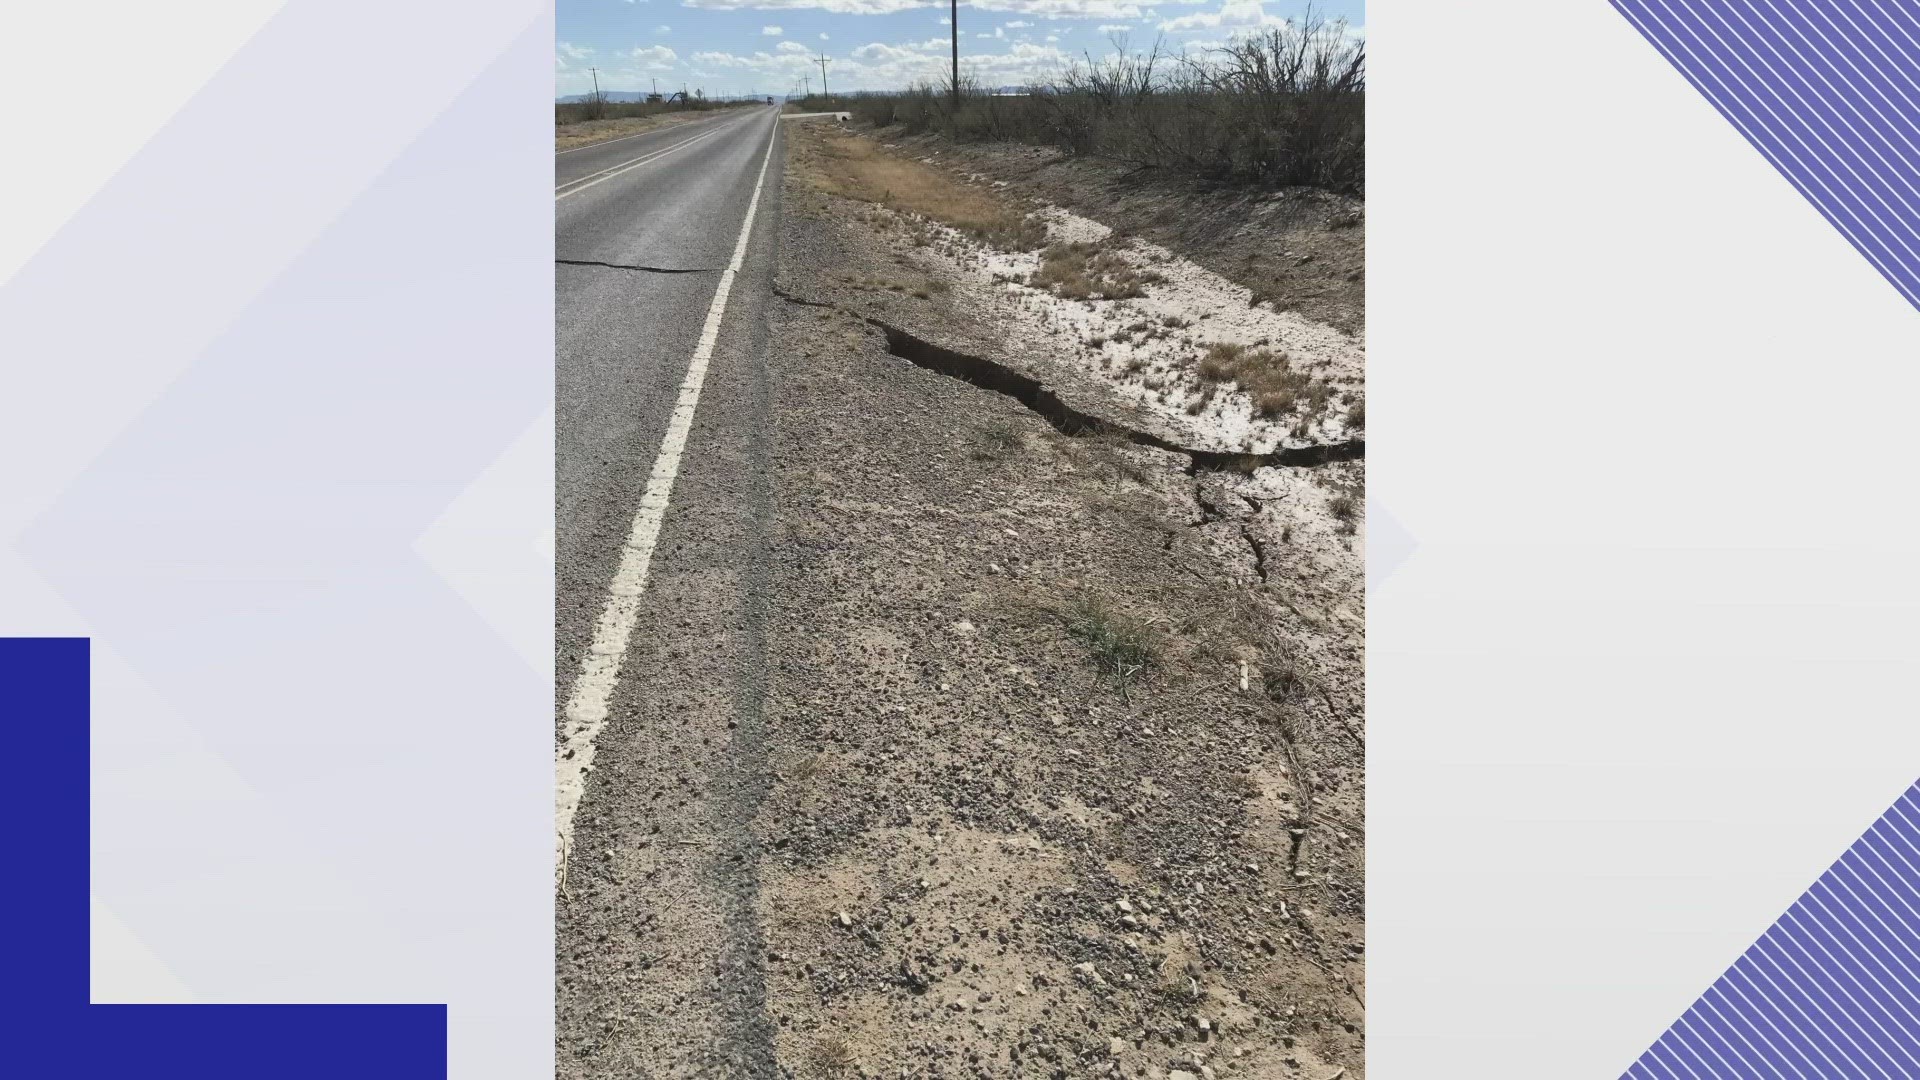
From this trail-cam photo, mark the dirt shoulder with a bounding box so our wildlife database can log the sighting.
[749,121,1364,1079]
[555,109,724,153]
[864,129,1364,338]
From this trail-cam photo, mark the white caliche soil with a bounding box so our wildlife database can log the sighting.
[842,199,1363,458]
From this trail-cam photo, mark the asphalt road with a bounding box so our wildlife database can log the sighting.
[555,105,787,1077]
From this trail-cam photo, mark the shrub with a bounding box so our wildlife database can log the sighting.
[843,10,1364,194]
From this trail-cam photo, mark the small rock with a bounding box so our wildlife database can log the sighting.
[1108,1037,1127,1056]
[1169,1072,1199,1080]
[835,911,852,928]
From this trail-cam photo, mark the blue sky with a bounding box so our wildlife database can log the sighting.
[556,0,1364,100]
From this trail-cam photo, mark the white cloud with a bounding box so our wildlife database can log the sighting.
[557,41,594,60]
[655,24,672,32]
[820,32,830,39]
[1158,0,1281,34]
[627,44,679,70]
[687,0,926,12]
[851,41,921,62]
[681,0,1162,18]
[690,37,1068,93]
[1097,23,1132,32]
[1004,20,1031,28]
[777,39,810,53]
[692,48,816,76]
[763,24,784,34]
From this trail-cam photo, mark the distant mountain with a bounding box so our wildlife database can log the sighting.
[557,91,660,104]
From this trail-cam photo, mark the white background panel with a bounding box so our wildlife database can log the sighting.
[0,2,551,1076]
[1373,1,1920,1075]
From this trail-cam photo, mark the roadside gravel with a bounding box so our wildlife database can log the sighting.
[750,122,1366,1080]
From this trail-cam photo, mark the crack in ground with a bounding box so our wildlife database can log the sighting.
[774,286,1352,592]
[557,258,726,274]
[1242,522,1271,583]
[772,286,1364,474]
[1191,483,1233,527]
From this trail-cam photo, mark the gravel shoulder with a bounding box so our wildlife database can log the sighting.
[749,122,1366,1080]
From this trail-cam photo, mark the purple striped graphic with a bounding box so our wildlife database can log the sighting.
[1611,0,1920,312]
[1620,782,1920,1078]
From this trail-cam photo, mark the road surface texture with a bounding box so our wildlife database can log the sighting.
[557,110,1365,1079]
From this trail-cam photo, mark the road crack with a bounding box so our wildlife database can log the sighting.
[557,258,726,274]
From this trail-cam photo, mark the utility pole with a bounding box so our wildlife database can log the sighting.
[815,53,831,105]
[804,75,811,98]
[950,0,960,109]
[590,65,601,105]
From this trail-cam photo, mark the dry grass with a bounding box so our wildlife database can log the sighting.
[971,419,1023,460]
[1074,422,1150,488]
[1328,492,1360,534]
[1194,342,1340,424]
[814,1033,857,1073]
[554,103,744,151]
[1064,596,1157,694]
[790,125,1046,251]
[1028,241,1164,301]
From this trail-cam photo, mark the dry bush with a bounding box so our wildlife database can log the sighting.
[555,96,746,126]
[845,8,1363,194]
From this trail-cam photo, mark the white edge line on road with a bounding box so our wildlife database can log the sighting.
[555,113,780,879]
[554,124,726,200]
